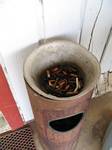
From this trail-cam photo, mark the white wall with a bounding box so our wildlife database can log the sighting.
[42,0,82,41]
[0,0,82,122]
[0,0,43,122]
[80,0,112,72]
[0,0,112,122]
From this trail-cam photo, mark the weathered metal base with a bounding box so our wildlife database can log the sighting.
[31,92,112,150]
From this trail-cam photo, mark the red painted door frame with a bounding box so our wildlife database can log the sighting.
[0,65,24,130]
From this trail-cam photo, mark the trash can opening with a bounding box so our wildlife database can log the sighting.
[49,112,84,132]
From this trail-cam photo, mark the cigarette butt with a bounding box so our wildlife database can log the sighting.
[73,77,79,92]
[46,70,50,78]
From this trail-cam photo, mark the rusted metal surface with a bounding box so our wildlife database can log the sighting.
[24,40,100,150]
[25,81,93,150]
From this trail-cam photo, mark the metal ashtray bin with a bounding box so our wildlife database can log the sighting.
[24,40,100,150]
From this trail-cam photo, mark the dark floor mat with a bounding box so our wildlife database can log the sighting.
[0,126,36,150]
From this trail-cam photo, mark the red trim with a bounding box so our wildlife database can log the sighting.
[0,65,24,130]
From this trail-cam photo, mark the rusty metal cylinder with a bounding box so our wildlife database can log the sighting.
[24,40,100,150]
